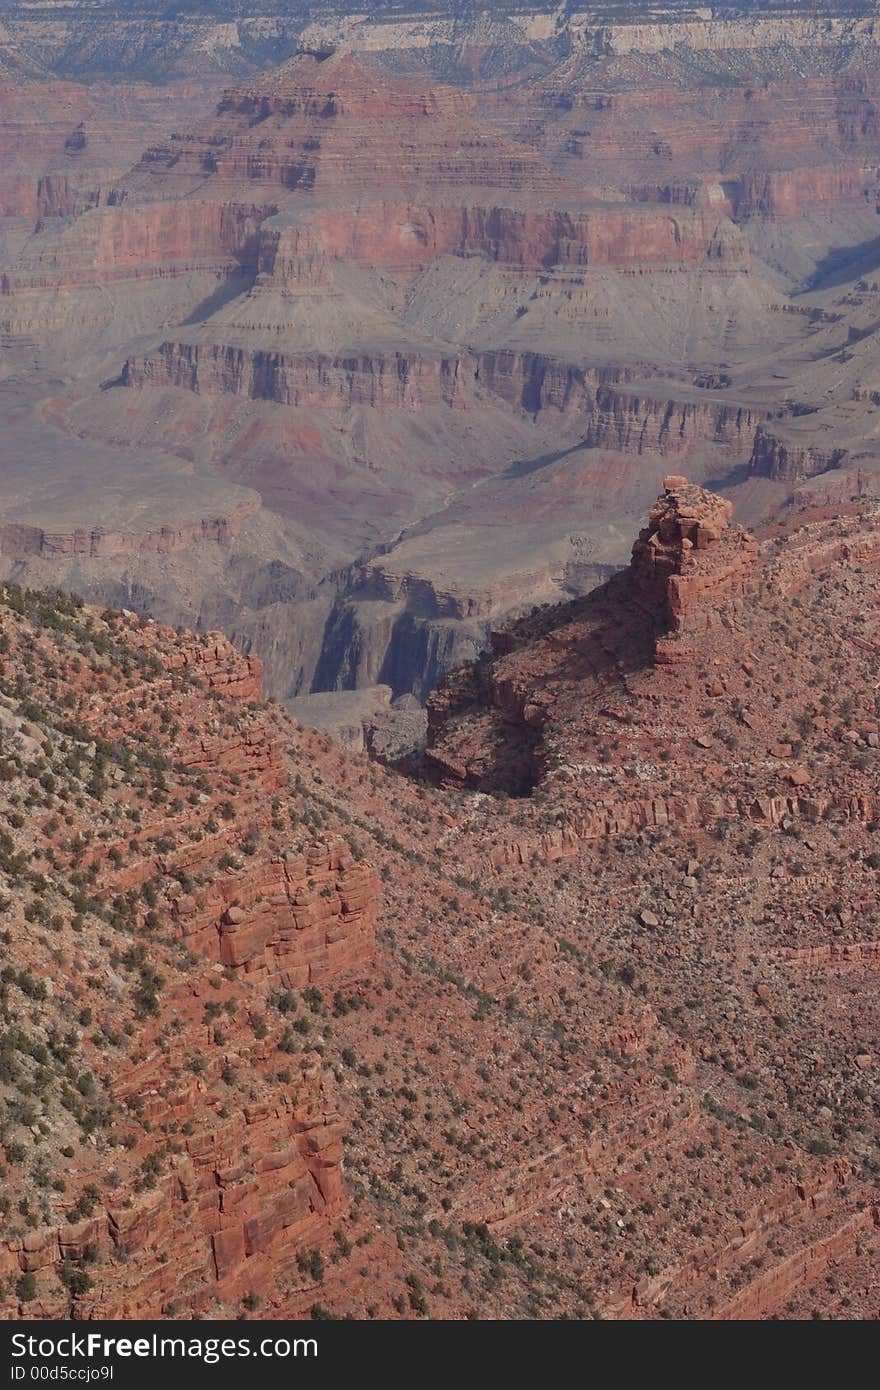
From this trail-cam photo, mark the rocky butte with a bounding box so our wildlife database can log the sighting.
[630,475,759,660]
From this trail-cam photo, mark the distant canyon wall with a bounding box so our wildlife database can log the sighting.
[260,203,749,274]
[5,4,880,86]
[122,343,767,464]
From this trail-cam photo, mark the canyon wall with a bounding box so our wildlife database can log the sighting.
[259,202,750,273]
[2,200,273,291]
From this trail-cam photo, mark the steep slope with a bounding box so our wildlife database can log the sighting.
[3,475,880,1318]
[0,586,375,1316]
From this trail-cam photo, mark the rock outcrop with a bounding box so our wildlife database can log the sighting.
[0,515,238,562]
[630,475,759,653]
[425,481,878,804]
[253,201,749,275]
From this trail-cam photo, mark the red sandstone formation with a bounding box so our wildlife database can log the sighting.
[630,475,759,656]
[485,51,880,222]
[252,200,749,274]
[129,52,562,201]
[2,52,751,304]
[424,476,877,820]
